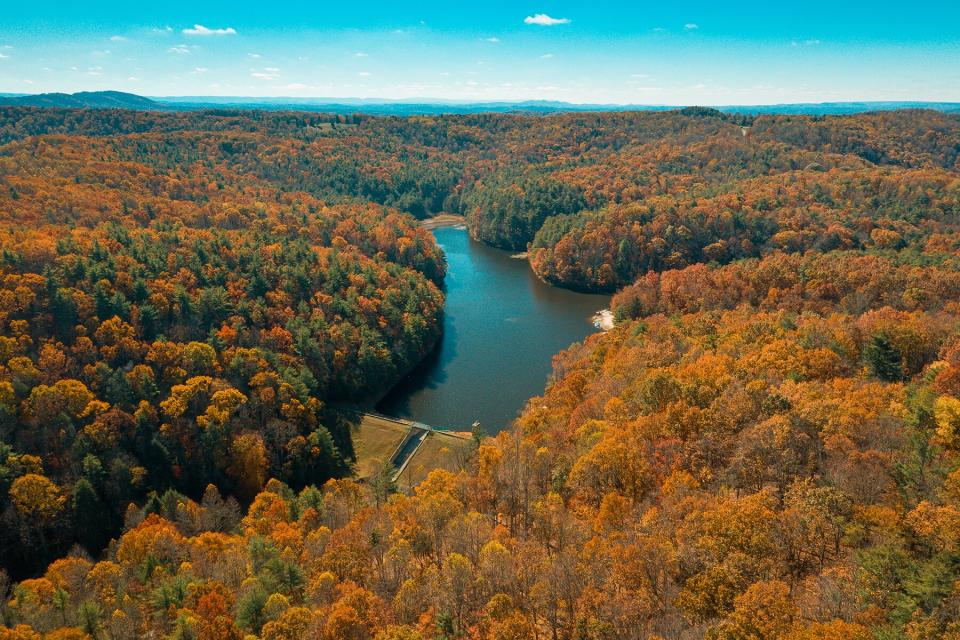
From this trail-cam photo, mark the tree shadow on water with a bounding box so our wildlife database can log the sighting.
[376,319,458,418]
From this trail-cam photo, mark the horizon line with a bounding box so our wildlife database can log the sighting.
[3,90,960,109]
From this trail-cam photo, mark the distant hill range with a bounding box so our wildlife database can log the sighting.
[1,90,958,116]
[0,90,160,109]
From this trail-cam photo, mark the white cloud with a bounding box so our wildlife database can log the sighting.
[540,53,554,59]
[684,23,699,30]
[168,45,190,54]
[251,67,280,80]
[110,35,127,42]
[183,24,237,36]
[354,51,368,57]
[358,71,372,77]
[92,50,111,56]
[524,13,570,26]
[128,76,139,81]
[152,26,173,34]
[0,54,8,60]
[88,66,103,76]
[286,82,307,90]
[191,67,209,74]
[484,37,500,43]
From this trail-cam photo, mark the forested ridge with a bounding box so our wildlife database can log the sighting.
[0,106,959,640]
[0,112,447,578]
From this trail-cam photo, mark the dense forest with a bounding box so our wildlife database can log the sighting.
[0,111,447,577]
[0,106,958,639]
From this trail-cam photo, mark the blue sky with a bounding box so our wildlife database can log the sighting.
[1,1,958,104]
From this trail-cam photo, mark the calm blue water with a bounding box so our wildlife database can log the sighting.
[377,226,610,432]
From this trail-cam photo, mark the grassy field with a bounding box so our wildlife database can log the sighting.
[352,412,475,490]
[351,414,410,479]
[395,430,474,491]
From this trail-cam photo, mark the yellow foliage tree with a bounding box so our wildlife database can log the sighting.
[9,474,66,523]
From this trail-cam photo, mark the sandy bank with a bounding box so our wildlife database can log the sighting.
[421,214,467,230]
[592,309,615,331]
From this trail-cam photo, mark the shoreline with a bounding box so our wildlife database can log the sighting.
[592,309,615,331]
[420,213,467,230]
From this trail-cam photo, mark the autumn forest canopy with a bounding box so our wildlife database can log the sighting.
[0,104,958,640]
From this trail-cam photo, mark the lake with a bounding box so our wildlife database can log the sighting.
[377,225,610,432]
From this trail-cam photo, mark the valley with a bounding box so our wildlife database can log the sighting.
[0,104,957,639]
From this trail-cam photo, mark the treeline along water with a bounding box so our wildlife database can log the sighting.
[377,226,610,431]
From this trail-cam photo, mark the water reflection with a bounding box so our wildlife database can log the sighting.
[377,226,610,432]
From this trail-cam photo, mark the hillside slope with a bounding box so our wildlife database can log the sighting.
[0,91,160,109]
[0,107,957,640]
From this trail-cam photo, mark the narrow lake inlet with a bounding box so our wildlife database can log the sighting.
[377,225,611,432]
